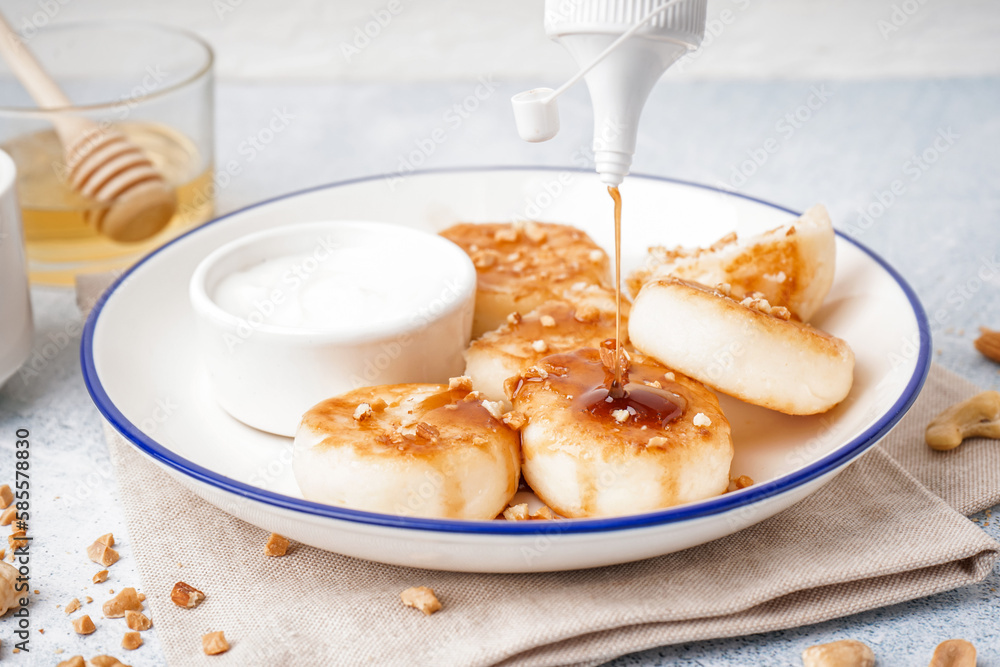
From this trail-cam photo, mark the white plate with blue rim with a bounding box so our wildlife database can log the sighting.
[82,167,930,573]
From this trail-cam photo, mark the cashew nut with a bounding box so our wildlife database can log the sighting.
[802,639,875,667]
[928,639,976,667]
[925,390,1000,451]
[0,561,22,615]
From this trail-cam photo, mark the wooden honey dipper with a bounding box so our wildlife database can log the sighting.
[0,14,177,243]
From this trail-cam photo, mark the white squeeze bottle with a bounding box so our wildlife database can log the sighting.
[512,0,708,185]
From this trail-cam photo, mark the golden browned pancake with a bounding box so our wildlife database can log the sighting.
[627,204,835,322]
[629,277,854,415]
[464,284,623,403]
[293,379,520,519]
[507,349,733,518]
[440,221,611,337]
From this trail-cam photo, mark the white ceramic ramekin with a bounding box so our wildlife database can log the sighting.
[0,149,33,389]
[190,221,476,436]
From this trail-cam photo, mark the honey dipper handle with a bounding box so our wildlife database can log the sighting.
[0,12,94,143]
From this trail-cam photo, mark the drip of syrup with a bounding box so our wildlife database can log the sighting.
[608,185,624,399]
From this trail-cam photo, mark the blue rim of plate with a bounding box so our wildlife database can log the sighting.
[81,166,932,535]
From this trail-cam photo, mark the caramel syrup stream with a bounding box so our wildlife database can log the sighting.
[608,185,624,399]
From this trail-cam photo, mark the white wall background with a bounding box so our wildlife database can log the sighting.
[3,0,999,82]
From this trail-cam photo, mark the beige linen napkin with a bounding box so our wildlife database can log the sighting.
[78,276,999,667]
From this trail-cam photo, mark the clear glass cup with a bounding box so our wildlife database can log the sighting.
[0,21,214,285]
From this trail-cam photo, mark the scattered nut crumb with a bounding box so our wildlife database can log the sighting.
[369,397,388,412]
[644,380,662,389]
[802,639,874,667]
[85,596,93,604]
[72,614,96,635]
[574,305,600,323]
[523,222,547,243]
[503,504,529,521]
[400,586,442,615]
[506,311,522,325]
[9,530,27,551]
[96,533,115,548]
[531,506,555,520]
[648,437,668,447]
[137,593,145,602]
[611,409,630,423]
[0,485,11,509]
[64,598,81,614]
[929,639,976,667]
[87,542,120,567]
[125,609,152,631]
[493,227,519,243]
[448,375,473,391]
[481,400,504,421]
[975,327,1000,362]
[264,533,290,557]
[103,587,142,618]
[38,628,44,633]
[57,657,85,667]
[539,314,557,327]
[0,506,15,525]
[693,413,712,427]
[170,581,205,609]
[202,630,230,655]
[501,411,527,430]
[89,657,129,667]
[663,372,676,381]
[122,631,143,650]
[531,339,548,353]
[353,403,373,421]
[733,475,754,489]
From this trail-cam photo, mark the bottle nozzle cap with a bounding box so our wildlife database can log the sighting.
[511,88,560,142]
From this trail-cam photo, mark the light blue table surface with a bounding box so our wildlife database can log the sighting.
[1,77,998,665]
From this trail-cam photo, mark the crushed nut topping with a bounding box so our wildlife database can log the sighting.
[71,615,96,635]
[202,630,230,656]
[415,422,440,442]
[86,542,120,568]
[644,380,662,389]
[522,366,548,380]
[264,533,290,557]
[471,250,499,269]
[574,305,600,323]
[353,403,373,421]
[503,504,529,521]
[714,282,732,297]
[693,413,712,427]
[531,339,548,353]
[501,410,527,430]
[493,227,519,243]
[663,372,676,381]
[531,506,555,520]
[122,631,143,650]
[448,376,473,392]
[506,311,522,325]
[170,581,205,609]
[0,506,15,526]
[481,400,504,421]
[369,397,388,412]
[64,598,80,614]
[588,249,605,262]
[103,588,142,618]
[400,586,442,616]
[524,222,548,243]
[125,609,152,631]
[611,409,630,423]
[539,314,557,328]
[93,570,109,584]
[648,436,669,447]
[739,296,792,321]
